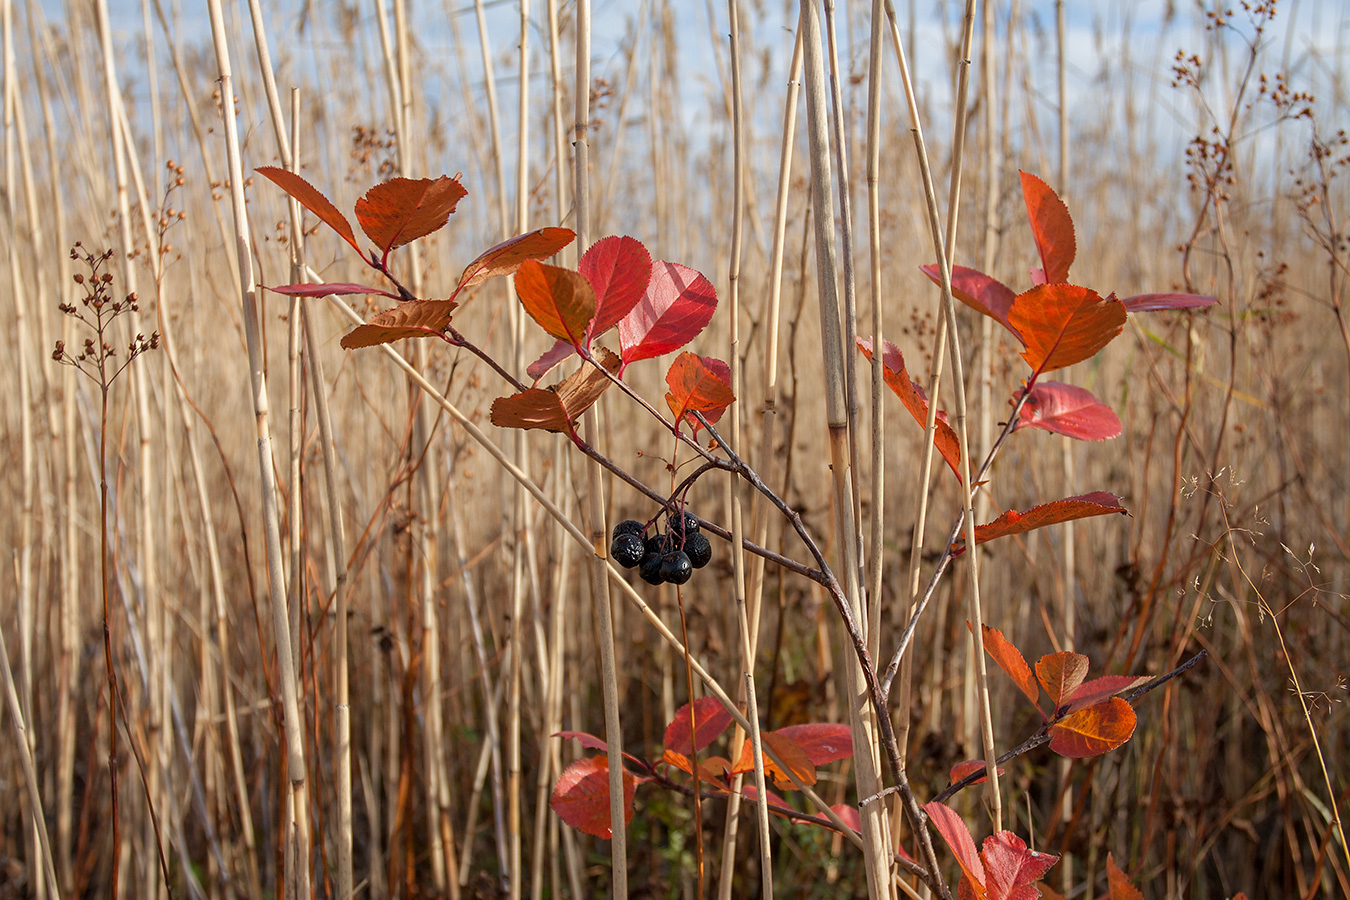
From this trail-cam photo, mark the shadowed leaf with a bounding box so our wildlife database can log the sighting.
[663,697,735,755]
[859,337,962,482]
[661,749,732,788]
[515,260,597,346]
[1036,653,1090,708]
[1008,284,1127,373]
[255,166,361,253]
[973,624,1041,713]
[1120,292,1218,312]
[355,175,467,253]
[920,264,1021,342]
[618,260,717,367]
[1064,675,1151,713]
[268,282,400,300]
[956,492,1128,552]
[489,348,619,432]
[665,353,735,434]
[1106,854,1146,900]
[732,731,816,790]
[924,801,986,891]
[1015,381,1122,441]
[339,299,459,349]
[949,759,1005,787]
[1049,697,1136,758]
[770,723,852,766]
[1020,171,1076,284]
[457,227,577,293]
[550,756,638,838]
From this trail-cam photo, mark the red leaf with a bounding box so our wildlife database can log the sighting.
[617,260,717,367]
[949,759,1005,786]
[267,282,400,300]
[526,340,578,382]
[1064,675,1150,714]
[456,227,577,293]
[1020,171,1076,284]
[924,801,986,892]
[1036,652,1090,708]
[982,831,1059,900]
[920,264,1021,342]
[665,353,735,434]
[732,731,817,790]
[255,166,361,254]
[956,492,1128,552]
[1106,854,1146,900]
[739,784,796,815]
[514,260,597,347]
[1007,284,1127,373]
[489,348,620,432]
[354,175,467,253]
[339,299,459,350]
[1120,292,1218,312]
[550,755,638,839]
[663,697,735,755]
[1015,381,1122,441]
[1048,697,1136,758]
[973,624,1042,713]
[858,337,962,482]
[829,803,862,833]
[554,731,608,752]
[582,235,654,336]
[770,723,853,766]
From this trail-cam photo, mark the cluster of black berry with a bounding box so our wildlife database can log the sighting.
[610,512,713,586]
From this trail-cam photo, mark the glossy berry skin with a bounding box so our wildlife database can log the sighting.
[639,553,664,584]
[684,532,712,569]
[611,533,645,568]
[667,511,700,537]
[613,519,644,539]
[644,534,668,557]
[659,551,693,585]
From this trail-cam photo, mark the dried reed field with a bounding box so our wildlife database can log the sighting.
[1,0,1346,898]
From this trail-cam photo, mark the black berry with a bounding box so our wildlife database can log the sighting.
[612,519,644,539]
[684,532,712,569]
[639,552,665,584]
[659,551,693,585]
[611,533,645,568]
[644,533,668,557]
[667,511,700,537]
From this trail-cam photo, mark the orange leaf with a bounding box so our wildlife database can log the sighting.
[339,299,459,350]
[1035,652,1090,708]
[859,337,962,482]
[456,227,576,293]
[973,624,1041,713]
[956,492,1128,552]
[255,166,361,254]
[949,759,1004,787]
[489,348,619,432]
[1048,697,1136,758]
[665,352,735,434]
[514,261,597,347]
[1007,284,1126,373]
[354,176,467,253]
[661,749,730,788]
[1106,853,1146,900]
[1064,675,1151,713]
[731,731,816,790]
[1020,171,1076,284]
[549,755,638,839]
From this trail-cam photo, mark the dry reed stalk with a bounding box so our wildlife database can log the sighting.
[205,3,312,894]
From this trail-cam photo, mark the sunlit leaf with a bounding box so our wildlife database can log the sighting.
[859,337,962,482]
[665,352,735,434]
[355,175,467,253]
[982,831,1059,900]
[1020,171,1076,284]
[920,264,1021,342]
[1106,854,1146,900]
[255,166,361,254]
[514,260,597,347]
[550,755,638,838]
[924,801,986,892]
[663,697,735,755]
[617,260,717,368]
[769,723,852,766]
[973,624,1041,713]
[1063,675,1150,714]
[1120,292,1218,312]
[456,227,577,293]
[1048,697,1136,758]
[267,282,400,300]
[1007,284,1127,373]
[489,348,620,432]
[1015,381,1122,441]
[338,299,459,350]
[661,749,732,788]
[1035,652,1090,708]
[731,731,816,790]
[582,235,653,335]
[955,492,1128,552]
